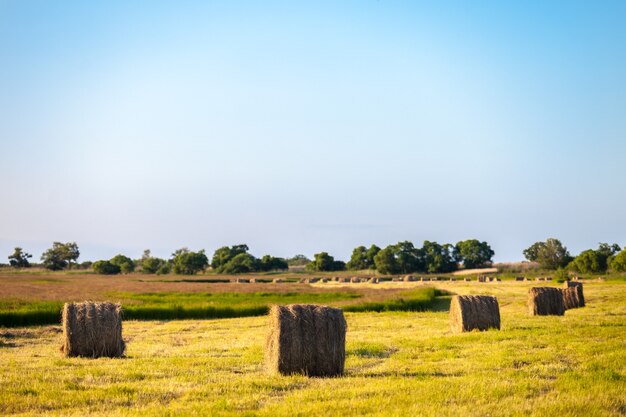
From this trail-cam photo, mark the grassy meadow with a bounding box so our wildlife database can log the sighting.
[1,277,625,416]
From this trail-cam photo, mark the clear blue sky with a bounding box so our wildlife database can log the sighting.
[1,0,625,263]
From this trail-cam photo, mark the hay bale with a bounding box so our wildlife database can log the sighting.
[562,281,585,308]
[421,277,431,282]
[272,278,283,283]
[350,277,361,283]
[61,302,125,358]
[546,277,552,281]
[449,295,500,334]
[265,304,347,377]
[403,275,413,282]
[536,277,545,281]
[450,277,456,281]
[235,278,249,283]
[477,276,486,282]
[527,287,565,316]
[368,278,379,284]
[249,278,257,283]
[464,277,472,282]
[516,276,525,281]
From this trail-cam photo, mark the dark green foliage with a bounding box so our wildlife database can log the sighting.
[423,241,457,273]
[523,238,571,270]
[41,242,79,271]
[110,254,135,273]
[306,252,346,272]
[258,255,289,272]
[221,253,258,273]
[453,239,494,269]
[373,246,399,274]
[172,248,209,275]
[610,249,626,272]
[373,241,425,274]
[347,245,380,270]
[141,257,167,274]
[286,254,311,266]
[8,247,32,268]
[210,244,249,272]
[92,260,122,275]
[570,243,620,273]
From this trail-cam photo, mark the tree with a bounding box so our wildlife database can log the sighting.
[568,243,620,274]
[210,244,249,272]
[172,249,208,275]
[423,241,457,273]
[373,246,399,274]
[63,242,80,269]
[394,241,425,274]
[286,254,311,267]
[110,254,135,273]
[347,245,380,270]
[92,260,121,275]
[8,247,32,268]
[610,249,626,272]
[306,252,345,272]
[453,240,494,269]
[258,255,289,272]
[40,242,80,271]
[221,253,259,274]
[141,256,167,274]
[569,249,602,274]
[523,238,571,269]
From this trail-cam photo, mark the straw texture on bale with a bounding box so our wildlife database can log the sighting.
[265,304,347,377]
[527,287,565,316]
[449,295,500,334]
[61,302,125,358]
[562,281,585,309]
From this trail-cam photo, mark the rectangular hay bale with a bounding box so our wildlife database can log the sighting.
[265,304,347,377]
[61,302,125,358]
[527,287,565,316]
[562,281,585,308]
[449,295,500,334]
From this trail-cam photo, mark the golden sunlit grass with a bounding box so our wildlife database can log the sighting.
[1,281,625,416]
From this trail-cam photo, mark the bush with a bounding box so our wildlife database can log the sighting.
[92,260,121,275]
[554,267,569,283]
[110,254,135,273]
[142,257,167,274]
[172,249,208,275]
[306,252,345,272]
[611,249,626,272]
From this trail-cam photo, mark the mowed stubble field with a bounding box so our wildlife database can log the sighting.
[0,274,625,416]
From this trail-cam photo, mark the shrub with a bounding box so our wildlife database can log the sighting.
[110,254,135,273]
[611,249,626,272]
[92,260,121,275]
[142,257,167,274]
[172,249,208,275]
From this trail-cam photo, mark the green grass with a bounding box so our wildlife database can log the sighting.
[0,289,441,327]
[0,282,624,416]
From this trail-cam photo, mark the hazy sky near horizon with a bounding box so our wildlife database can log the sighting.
[1,1,625,263]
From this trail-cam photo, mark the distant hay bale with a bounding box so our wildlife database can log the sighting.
[562,281,585,308]
[536,277,545,281]
[477,276,486,283]
[449,295,500,334]
[61,302,125,358]
[299,278,307,283]
[321,278,329,283]
[421,277,431,282]
[249,278,257,283]
[265,304,347,377]
[450,277,456,281]
[350,277,361,283]
[527,287,565,316]
[431,277,438,281]
[368,278,379,284]
[403,275,413,282]
[546,277,552,281]
[235,278,250,283]
[464,277,471,282]
[332,276,340,282]
[272,278,283,283]
[339,277,350,283]
[515,276,525,281]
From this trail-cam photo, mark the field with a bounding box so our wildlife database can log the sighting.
[1,273,625,416]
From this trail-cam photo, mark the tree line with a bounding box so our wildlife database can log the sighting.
[522,238,625,274]
[5,238,626,275]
